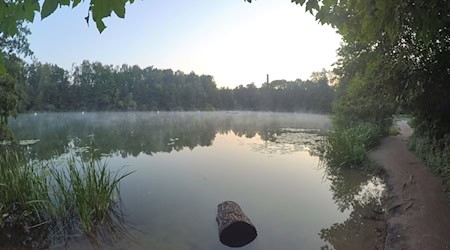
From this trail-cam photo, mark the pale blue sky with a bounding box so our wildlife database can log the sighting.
[28,0,341,88]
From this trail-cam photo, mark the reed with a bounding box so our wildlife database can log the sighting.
[0,151,51,228]
[0,149,133,247]
[51,157,133,234]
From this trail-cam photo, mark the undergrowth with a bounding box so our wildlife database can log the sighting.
[319,121,383,169]
[408,119,450,191]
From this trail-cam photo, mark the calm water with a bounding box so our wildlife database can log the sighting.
[10,112,384,249]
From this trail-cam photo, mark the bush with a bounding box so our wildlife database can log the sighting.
[320,122,382,169]
[409,120,450,190]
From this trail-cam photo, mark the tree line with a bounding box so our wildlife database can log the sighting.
[6,57,334,113]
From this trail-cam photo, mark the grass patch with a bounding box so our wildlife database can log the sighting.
[0,149,133,248]
[319,122,382,169]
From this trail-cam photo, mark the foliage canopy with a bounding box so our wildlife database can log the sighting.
[1,0,134,36]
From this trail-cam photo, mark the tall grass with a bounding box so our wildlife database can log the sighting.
[0,151,51,228]
[51,157,133,235]
[0,149,133,247]
[319,122,382,169]
[0,151,52,248]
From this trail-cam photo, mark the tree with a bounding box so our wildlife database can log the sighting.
[256,0,450,179]
[0,24,31,138]
[239,0,450,132]
[0,74,17,138]
[2,56,334,114]
[1,0,140,136]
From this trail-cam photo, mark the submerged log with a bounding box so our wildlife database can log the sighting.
[216,201,257,247]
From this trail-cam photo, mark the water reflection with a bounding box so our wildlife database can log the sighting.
[319,162,386,249]
[7,112,386,249]
[10,112,331,160]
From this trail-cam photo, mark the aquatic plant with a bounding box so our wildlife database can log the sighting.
[0,149,133,247]
[0,151,50,222]
[51,156,133,235]
[0,150,52,248]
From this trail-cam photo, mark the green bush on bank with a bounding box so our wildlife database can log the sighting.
[320,122,383,169]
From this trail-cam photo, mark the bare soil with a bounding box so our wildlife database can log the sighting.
[369,120,450,250]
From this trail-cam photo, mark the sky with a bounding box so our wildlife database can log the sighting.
[28,0,342,88]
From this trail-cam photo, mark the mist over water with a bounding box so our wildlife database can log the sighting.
[9,112,383,249]
[10,111,331,160]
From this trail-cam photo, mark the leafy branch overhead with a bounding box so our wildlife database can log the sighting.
[1,0,134,35]
[246,0,448,44]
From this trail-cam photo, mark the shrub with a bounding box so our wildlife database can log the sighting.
[409,120,450,190]
[320,122,382,169]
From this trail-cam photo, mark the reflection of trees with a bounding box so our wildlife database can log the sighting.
[319,161,386,250]
[9,112,331,160]
[319,201,385,250]
[325,167,372,212]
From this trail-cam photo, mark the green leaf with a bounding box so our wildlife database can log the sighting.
[112,0,126,18]
[23,0,40,22]
[72,0,81,8]
[95,20,106,33]
[305,0,319,13]
[292,0,306,5]
[59,0,70,6]
[91,0,112,19]
[41,0,59,19]
[5,18,19,35]
[23,7,35,22]
[32,0,41,12]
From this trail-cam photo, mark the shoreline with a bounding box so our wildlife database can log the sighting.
[370,120,450,249]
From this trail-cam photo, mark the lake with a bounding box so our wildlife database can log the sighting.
[9,112,385,249]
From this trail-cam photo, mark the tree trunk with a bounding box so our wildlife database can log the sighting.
[216,201,257,247]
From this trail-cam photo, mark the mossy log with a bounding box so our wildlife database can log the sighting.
[216,201,257,247]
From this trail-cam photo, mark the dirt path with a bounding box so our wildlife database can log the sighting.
[369,120,450,250]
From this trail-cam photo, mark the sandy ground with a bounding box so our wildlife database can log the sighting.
[369,120,450,250]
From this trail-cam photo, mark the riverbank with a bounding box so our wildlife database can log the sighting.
[370,120,450,249]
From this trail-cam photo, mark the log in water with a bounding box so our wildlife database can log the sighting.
[216,201,257,247]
